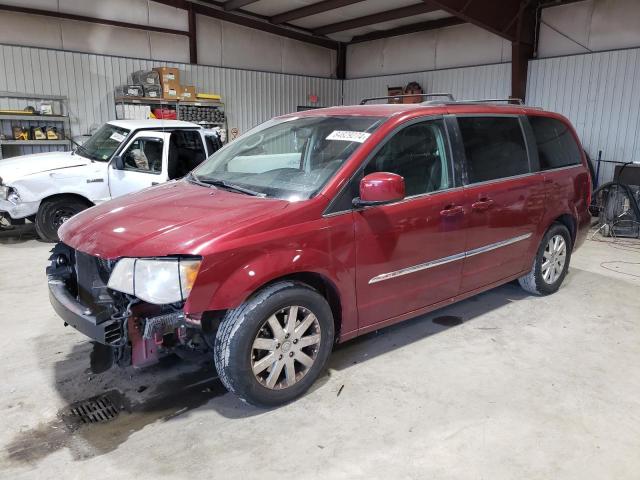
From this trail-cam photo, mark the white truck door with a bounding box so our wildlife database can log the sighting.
[108,131,171,198]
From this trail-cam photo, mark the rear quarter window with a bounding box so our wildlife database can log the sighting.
[528,116,582,170]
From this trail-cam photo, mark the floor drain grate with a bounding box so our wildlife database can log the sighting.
[63,391,122,427]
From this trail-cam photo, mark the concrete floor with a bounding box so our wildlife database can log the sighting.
[1,224,639,480]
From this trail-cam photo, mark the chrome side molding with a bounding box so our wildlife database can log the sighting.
[368,233,532,284]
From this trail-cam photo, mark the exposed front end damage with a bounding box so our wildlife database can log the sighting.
[47,243,216,372]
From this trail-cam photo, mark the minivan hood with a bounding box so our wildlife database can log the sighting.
[0,151,90,184]
[59,180,290,258]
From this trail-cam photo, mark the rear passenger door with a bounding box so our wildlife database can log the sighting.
[455,115,546,293]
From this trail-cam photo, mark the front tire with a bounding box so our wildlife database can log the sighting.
[214,281,335,407]
[518,223,572,295]
[35,196,90,242]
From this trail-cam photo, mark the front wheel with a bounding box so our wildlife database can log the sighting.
[35,196,90,242]
[518,223,572,295]
[214,281,335,407]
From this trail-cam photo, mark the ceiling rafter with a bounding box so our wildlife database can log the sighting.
[424,0,525,42]
[223,0,259,11]
[152,0,340,49]
[314,2,441,35]
[271,0,367,25]
[350,16,465,43]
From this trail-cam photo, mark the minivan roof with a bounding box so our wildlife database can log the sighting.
[282,102,550,119]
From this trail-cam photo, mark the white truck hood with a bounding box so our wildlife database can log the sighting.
[0,151,92,184]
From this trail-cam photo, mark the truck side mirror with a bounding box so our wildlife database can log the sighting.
[112,155,124,170]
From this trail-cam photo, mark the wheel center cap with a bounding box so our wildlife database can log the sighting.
[281,341,292,352]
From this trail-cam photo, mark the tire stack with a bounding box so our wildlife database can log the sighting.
[178,105,225,125]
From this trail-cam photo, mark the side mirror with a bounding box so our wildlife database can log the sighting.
[353,172,405,208]
[112,155,124,170]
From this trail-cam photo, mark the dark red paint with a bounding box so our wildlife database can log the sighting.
[359,172,405,203]
[59,103,591,342]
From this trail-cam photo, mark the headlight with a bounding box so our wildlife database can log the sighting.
[0,185,20,204]
[107,257,202,304]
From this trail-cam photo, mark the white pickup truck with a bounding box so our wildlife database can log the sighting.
[0,119,223,241]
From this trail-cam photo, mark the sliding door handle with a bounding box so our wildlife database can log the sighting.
[471,199,494,211]
[440,205,464,217]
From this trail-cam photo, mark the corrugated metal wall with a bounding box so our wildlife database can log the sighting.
[343,63,511,105]
[0,44,342,144]
[527,47,640,184]
[2,42,638,185]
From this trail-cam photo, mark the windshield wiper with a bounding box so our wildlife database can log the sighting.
[74,144,95,161]
[187,173,265,197]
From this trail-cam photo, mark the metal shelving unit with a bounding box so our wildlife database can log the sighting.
[0,92,71,160]
[1,139,71,146]
[115,96,227,132]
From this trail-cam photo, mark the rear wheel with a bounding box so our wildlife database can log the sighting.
[519,223,572,295]
[35,196,90,242]
[214,281,334,407]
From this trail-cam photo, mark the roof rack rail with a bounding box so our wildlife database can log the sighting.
[451,98,524,105]
[359,93,455,105]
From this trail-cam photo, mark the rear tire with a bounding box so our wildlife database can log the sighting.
[35,196,91,242]
[214,281,334,407]
[519,223,572,295]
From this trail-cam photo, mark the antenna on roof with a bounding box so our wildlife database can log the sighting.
[359,93,455,105]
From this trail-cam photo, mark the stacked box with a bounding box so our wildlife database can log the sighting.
[143,85,162,98]
[131,70,160,86]
[116,104,151,120]
[154,67,180,99]
[179,85,197,100]
[115,84,144,97]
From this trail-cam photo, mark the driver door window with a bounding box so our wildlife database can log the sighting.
[122,138,164,174]
[364,120,451,196]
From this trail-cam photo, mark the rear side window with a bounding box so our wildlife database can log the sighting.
[457,116,529,183]
[528,116,582,170]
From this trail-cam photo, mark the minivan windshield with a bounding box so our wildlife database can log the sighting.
[191,115,385,200]
[75,123,130,162]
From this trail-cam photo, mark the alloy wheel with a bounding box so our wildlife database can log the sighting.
[251,305,321,390]
[541,234,567,284]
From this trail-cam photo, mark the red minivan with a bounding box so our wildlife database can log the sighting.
[48,99,591,406]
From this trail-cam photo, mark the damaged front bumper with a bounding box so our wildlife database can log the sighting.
[48,278,122,344]
[0,198,39,220]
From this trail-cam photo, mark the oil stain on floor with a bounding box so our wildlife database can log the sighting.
[6,364,227,464]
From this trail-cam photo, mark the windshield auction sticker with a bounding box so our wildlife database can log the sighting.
[326,130,371,143]
[110,132,126,143]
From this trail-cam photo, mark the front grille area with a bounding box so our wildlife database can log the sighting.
[74,250,116,323]
[48,243,118,324]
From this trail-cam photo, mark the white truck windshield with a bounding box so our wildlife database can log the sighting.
[76,124,130,162]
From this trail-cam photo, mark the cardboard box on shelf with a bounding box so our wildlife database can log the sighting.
[162,84,179,99]
[179,86,197,100]
[154,67,180,99]
[154,67,180,85]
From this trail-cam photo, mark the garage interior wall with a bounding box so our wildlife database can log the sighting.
[0,44,342,144]
[342,63,511,107]
[528,47,640,184]
[1,0,639,183]
[0,0,337,77]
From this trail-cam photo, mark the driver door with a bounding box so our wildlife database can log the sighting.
[108,131,171,198]
[354,118,466,329]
